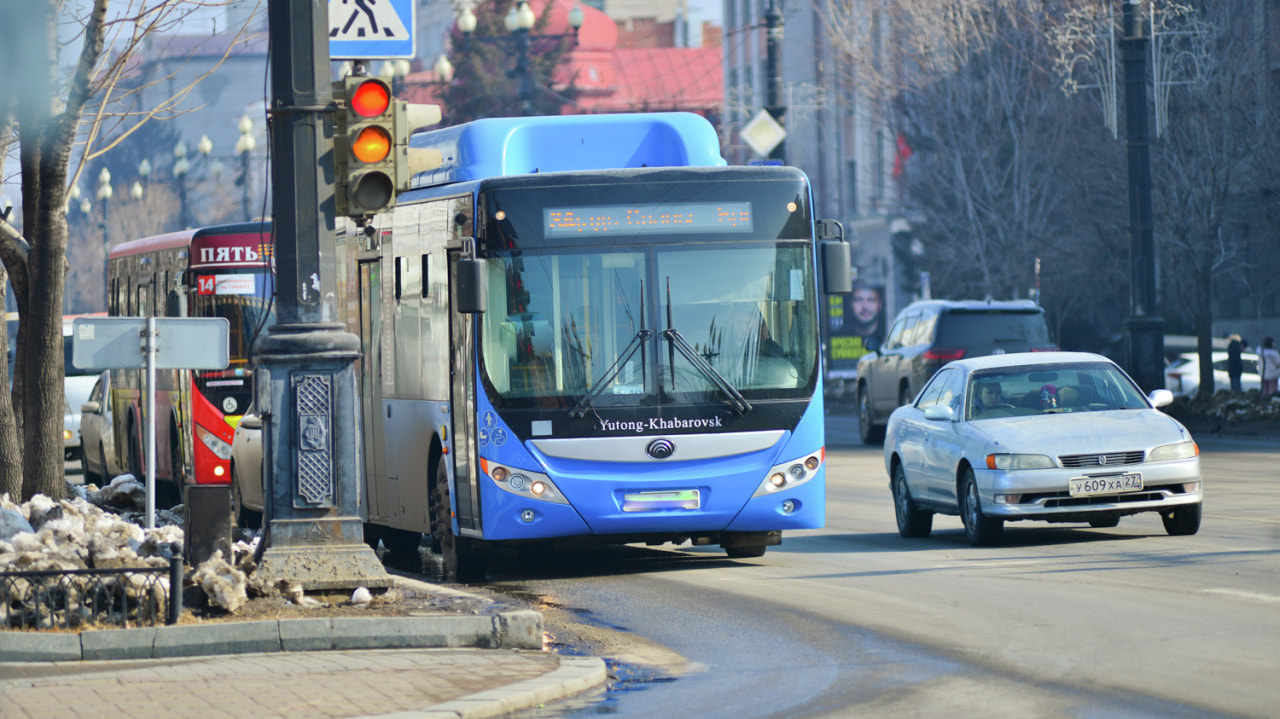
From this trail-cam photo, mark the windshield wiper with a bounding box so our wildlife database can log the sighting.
[569,329,653,419]
[662,328,752,415]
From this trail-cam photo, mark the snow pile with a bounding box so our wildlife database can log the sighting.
[191,550,248,614]
[1,483,186,629]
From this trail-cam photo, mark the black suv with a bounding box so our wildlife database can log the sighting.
[855,299,1055,443]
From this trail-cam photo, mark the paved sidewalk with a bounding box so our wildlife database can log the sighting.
[0,576,608,719]
[0,649,605,719]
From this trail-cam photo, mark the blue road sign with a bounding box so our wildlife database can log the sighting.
[329,0,416,60]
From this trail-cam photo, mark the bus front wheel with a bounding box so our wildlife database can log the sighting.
[430,460,487,581]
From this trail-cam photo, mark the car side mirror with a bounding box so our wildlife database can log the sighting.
[239,414,263,430]
[923,405,954,421]
[80,401,100,414]
[1148,389,1174,408]
[865,336,882,353]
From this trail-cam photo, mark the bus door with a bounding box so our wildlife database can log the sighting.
[448,251,481,534]
[358,259,389,523]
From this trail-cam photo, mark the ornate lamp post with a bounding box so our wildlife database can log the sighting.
[174,141,191,229]
[235,114,256,222]
[453,0,584,115]
[95,168,113,306]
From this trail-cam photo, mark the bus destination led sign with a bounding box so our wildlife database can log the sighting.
[545,202,753,237]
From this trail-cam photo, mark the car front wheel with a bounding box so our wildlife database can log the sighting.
[892,463,932,538]
[960,468,1003,546]
[1161,503,1201,536]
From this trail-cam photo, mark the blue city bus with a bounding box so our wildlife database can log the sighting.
[339,112,851,577]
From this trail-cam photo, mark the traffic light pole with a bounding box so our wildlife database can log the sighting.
[254,0,389,591]
[1119,0,1164,392]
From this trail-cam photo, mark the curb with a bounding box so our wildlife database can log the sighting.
[358,656,609,719]
[0,611,544,662]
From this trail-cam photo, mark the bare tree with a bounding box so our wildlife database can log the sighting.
[820,0,1131,347]
[0,0,253,501]
[1148,2,1278,397]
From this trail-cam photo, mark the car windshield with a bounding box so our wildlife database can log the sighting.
[967,362,1149,420]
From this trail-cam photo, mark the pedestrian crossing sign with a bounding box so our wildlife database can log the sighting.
[329,0,416,60]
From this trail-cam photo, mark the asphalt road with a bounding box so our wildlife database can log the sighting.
[478,426,1280,719]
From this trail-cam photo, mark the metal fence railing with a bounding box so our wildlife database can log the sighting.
[1,556,184,630]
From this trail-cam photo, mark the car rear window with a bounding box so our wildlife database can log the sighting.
[934,311,1051,346]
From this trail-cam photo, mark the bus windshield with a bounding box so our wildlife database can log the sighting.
[479,242,817,409]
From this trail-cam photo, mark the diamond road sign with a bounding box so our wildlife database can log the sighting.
[329,0,416,60]
[741,109,786,158]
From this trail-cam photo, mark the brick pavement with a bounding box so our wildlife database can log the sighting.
[0,648,604,719]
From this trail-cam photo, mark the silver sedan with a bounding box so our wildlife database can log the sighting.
[883,352,1203,545]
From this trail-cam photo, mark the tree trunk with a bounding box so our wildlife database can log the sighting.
[0,265,21,500]
[12,0,69,501]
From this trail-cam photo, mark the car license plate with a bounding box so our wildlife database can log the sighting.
[1069,473,1143,497]
[622,489,700,512]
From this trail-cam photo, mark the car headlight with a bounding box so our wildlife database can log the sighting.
[1148,440,1198,462]
[986,453,1056,470]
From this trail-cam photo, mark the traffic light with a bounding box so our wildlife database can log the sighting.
[335,76,397,216]
[334,76,445,218]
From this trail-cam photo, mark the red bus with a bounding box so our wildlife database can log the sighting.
[107,222,273,502]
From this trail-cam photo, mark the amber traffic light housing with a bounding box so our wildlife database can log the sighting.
[334,76,444,218]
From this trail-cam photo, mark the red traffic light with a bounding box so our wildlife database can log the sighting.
[350,79,391,118]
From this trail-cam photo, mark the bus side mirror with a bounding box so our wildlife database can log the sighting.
[821,239,852,295]
[455,259,487,314]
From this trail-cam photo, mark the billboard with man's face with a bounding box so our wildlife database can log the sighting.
[825,285,886,378]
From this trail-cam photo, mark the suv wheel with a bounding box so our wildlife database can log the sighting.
[858,387,886,445]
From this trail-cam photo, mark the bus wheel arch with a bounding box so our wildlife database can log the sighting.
[430,452,487,581]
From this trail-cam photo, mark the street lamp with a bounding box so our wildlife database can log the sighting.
[96,167,113,306]
[454,0,585,115]
[378,59,413,96]
[174,141,190,228]
[235,114,256,222]
[434,54,455,84]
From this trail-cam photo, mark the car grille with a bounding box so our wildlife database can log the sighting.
[1058,451,1145,468]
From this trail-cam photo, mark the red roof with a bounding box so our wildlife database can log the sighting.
[406,0,722,119]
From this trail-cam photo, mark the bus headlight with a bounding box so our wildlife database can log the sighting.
[481,460,568,505]
[752,449,824,497]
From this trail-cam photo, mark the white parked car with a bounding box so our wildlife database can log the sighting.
[884,352,1203,545]
[79,370,124,484]
[64,374,98,464]
[230,409,264,529]
[1164,351,1260,396]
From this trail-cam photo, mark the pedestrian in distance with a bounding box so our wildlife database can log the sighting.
[1261,337,1280,396]
[1226,334,1244,393]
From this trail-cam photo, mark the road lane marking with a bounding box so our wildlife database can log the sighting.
[1200,588,1280,604]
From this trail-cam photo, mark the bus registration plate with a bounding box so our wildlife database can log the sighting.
[1069,473,1142,497]
[622,490,700,512]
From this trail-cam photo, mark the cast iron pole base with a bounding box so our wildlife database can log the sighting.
[254,322,389,591]
[1123,315,1166,394]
